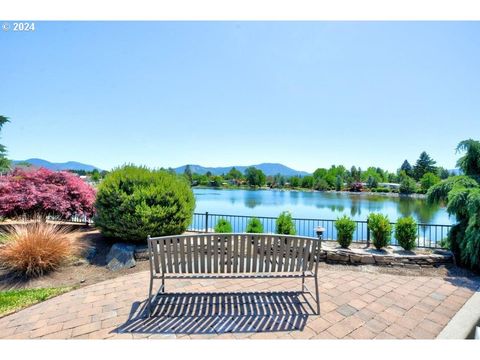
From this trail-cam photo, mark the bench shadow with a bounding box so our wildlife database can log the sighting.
[114,291,312,335]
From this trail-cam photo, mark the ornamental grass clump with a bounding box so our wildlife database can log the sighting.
[334,215,356,248]
[0,222,82,277]
[246,217,264,233]
[367,213,392,250]
[395,216,418,251]
[214,218,233,233]
[276,211,296,235]
[94,165,195,242]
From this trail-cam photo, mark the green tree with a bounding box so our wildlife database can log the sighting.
[400,160,413,178]
[335,175,343,191]
[366,175,379,189]
[183,165,193,184]
[436,167,451,180]
[413,151,437,180]
[0,115,11,173]
[427,139,480,271]
[313,168,327,180]
[289,176,300,188]
[244,167,266,187]
[399,176,417,194]
[350,166,360,182]
[226,167,243,180]
[210,175,223,187]
[420,172,440,192]
[301,175,314,189]
[314,178,330,191]
[456,139,480,180]
[90,169,101,183]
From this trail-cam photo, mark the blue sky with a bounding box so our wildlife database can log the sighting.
[1,21,479,172]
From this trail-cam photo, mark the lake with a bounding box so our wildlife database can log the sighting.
[193,188,453,225]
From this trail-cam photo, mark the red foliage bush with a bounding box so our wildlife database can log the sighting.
[349,182,364,192]
[0,168,96,220]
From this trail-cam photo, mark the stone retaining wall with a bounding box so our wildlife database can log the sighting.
[320,248,454,268]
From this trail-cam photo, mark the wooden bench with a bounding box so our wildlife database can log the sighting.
[147,233,321,316]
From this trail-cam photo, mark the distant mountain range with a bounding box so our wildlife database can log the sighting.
[13,158,101,172]
[174,163,310,177]
[11,159,309,176]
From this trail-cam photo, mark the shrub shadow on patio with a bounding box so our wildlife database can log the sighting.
[114,291,313,335]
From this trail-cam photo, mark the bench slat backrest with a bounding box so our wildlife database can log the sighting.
[148,233,320,275]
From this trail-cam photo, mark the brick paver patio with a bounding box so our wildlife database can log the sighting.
[1,268,478,339]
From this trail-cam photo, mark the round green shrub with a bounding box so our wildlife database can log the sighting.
[246,217,264,233]
[395,216,418,251]
[276,211,296,235]
[367,213,392,250]
[94,165,195,242]
[334,215,356,248]
[215,218,232,233]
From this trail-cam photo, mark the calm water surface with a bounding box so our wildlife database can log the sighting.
[193,188,453,225]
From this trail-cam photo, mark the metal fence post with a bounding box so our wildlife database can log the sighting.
[205,211,209,233]
[366,218,370,247]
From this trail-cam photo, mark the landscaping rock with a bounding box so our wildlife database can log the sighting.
[84,247,97,263]
[134,245,149,261]
[106,243,136,271]
[373,255,394,264]
[349,254,363,264]
[360,255,375,264]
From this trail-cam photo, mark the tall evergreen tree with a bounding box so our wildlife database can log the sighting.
[400,160,413,177]
[0,115,11,172]
[413,151,437,180]
[183,164,193,184]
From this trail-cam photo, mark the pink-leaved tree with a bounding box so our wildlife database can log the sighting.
[0,167,96,220]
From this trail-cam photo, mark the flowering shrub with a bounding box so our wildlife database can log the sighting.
[0,168,96,220]
[349,182,363,192]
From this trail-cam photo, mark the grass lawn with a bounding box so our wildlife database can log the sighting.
[0,287,74,317]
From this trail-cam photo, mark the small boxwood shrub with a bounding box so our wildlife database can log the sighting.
[276,211,296,235]
[214,218,232,233]
[395,216,418,251]
[334,215,356,248]
[246,217,264,233]
[368,213,392,250]
[94,165,195,242]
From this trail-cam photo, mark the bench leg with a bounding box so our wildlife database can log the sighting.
[148,275,166,317]
[314,273,320,315]
[301,271,305,292]
[148,276,154,317]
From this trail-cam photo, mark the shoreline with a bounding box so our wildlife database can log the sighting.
[192,186,427,199]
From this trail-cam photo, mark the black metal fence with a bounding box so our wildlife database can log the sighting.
[188,212,452,249]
